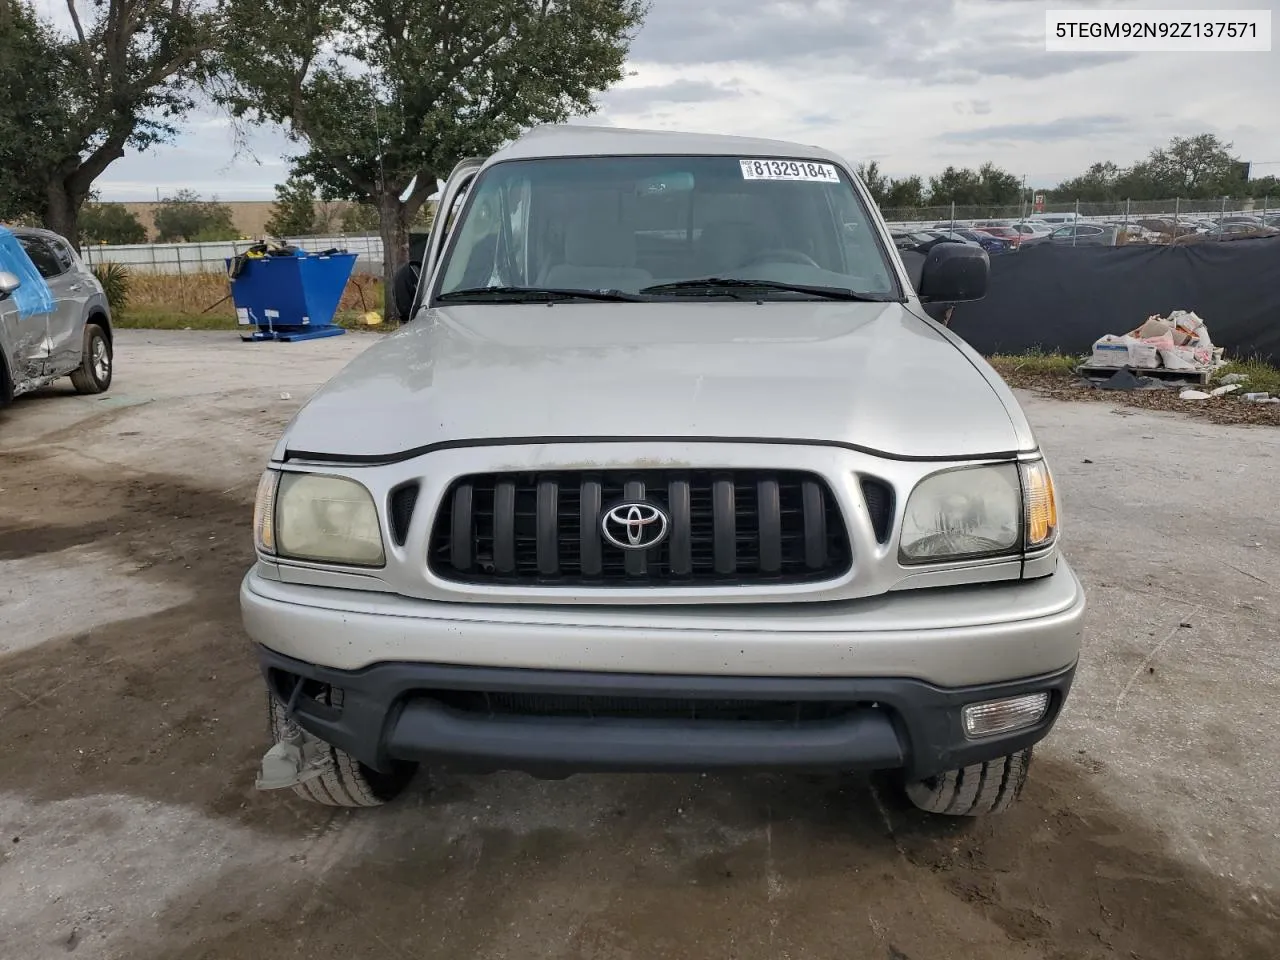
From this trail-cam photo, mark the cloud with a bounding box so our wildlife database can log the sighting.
[602,78,744,113]
[936,114,1131,145]
[88,0,1280,199]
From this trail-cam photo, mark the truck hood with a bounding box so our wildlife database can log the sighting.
[278,302,1035,462]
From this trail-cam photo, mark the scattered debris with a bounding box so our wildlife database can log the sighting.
[278,392,292,400]
[1082,458,1094,464]
[1098,368,1158,391]
[1210,384,1241,397]
[1180,389,1211,401]
[1220,373,1250,385]
[1083,310,1225,386]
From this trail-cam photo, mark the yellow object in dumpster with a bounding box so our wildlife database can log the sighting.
[361,311,383,326]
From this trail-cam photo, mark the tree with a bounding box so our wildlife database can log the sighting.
[153,190,238,242]
[976,162,1022,205]
[883,175,925,210]
[265,175,319,236]
[1050,161,1122,202]
[926,163,1021,207]
[926,166,983,205]
[340,204,381,234]
[1146,134,1240,198]
[214,0,646,303]
[80,203,148,244]
[0,1,218,247]
[855,161,889,205]
[0,1,73,223]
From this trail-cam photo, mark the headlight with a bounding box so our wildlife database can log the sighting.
[900,464,1021,563]
[254,469,385,566]
[900,460,1059,563]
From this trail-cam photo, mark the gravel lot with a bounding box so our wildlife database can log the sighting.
[2,330,1278,960]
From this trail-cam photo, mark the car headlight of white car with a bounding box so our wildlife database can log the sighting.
[253,469,385,566]
[900,460,1058,564]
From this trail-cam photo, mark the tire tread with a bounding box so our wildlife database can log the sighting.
[906,748,1034,817]
[266,690,412,808]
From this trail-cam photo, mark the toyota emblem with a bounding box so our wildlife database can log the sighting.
[601,501,670,551]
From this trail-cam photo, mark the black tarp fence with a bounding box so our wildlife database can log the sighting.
[946,238,1280,366]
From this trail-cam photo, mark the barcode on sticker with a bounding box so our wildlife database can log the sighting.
[740,159,840,182]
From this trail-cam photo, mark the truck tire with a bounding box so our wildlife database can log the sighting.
[904,748,1032,817]
[267,690,416,807]
[69,323,112,394]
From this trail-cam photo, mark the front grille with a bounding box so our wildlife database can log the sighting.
[426,690,865,723]
[428,469,852,586]
[389,483,419,546]
[860,477,894,544]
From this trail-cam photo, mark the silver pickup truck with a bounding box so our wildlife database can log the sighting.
[242,125,1085,818]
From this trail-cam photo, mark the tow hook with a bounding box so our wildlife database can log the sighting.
[256,713,333,791]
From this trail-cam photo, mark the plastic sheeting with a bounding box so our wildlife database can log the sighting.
[0,226,56,318]
[949,238,1280,367]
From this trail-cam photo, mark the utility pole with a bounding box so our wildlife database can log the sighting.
[1020,175,1027,222]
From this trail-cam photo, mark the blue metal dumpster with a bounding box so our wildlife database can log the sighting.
[227,250,357,342]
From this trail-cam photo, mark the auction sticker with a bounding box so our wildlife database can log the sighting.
[739,158,840,182]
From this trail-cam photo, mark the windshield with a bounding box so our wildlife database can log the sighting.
[433,155,899,302]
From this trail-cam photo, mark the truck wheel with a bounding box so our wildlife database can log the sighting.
[267,690,416,807]
[70,324,112,394]
[904,748,1032,816]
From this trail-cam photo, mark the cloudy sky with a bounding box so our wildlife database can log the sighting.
[76,0,1280,201]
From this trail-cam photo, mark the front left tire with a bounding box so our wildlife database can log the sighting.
[267,690,417,807]
[904,748,1033,816]
[70,323,112,394]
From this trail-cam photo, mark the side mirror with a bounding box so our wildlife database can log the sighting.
[917,243,989,303]
[391,261,422,322]
[0,270,20,299]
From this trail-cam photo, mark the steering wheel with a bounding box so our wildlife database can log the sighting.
[738,248,822,268]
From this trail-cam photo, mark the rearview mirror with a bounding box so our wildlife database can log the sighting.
[0,270,20,298]
[917,243,989,303]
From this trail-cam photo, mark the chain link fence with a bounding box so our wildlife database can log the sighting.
[80,233,385,276]
[75,196,1280,272]
[880,197,1279,229]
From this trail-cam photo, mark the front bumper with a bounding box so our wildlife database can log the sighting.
[258,647,1074,780]
[243,561,1085,780]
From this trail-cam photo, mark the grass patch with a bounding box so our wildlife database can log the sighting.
[115,306,399,333]
[987,351,1081,379]
[110,270,391,331]
[107,269,386,319]
[1213,357,1280,396]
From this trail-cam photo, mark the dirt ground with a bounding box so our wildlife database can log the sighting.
[2,330,1278,960]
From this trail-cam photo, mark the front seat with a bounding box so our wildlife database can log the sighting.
[695,220,764,275]
[541,218,652,291]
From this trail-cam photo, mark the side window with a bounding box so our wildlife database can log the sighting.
[18,237,64,278]
[48,238,76,272]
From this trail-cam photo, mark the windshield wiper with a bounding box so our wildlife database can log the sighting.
[435,286,647,304]
[640,278,896,301]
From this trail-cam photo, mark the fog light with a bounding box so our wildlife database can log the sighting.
[962,692,1050,738]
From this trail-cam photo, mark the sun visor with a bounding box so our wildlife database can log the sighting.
[0,225,56,318]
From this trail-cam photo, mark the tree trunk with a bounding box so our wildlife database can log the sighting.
[377,193,411,319]
[43,176,84,250]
